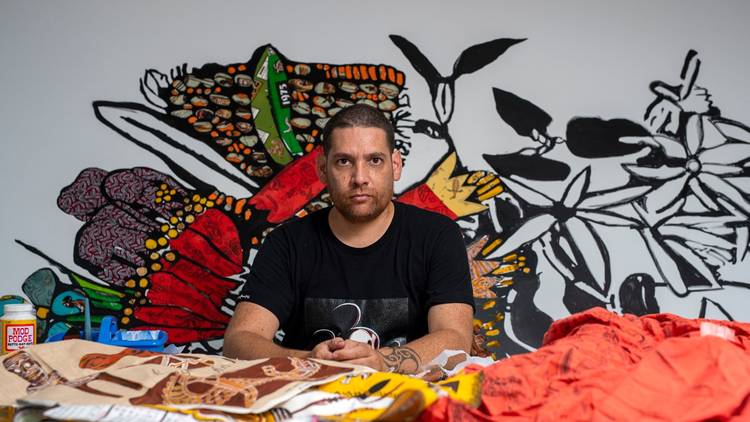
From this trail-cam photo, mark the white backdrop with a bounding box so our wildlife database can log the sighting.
[1,0,749,325]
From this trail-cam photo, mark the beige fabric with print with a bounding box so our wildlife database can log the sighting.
[0,339,368,414]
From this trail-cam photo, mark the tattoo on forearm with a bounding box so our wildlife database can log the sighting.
[378,346,421,373]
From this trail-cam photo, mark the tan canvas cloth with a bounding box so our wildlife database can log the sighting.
[0,339,368,413]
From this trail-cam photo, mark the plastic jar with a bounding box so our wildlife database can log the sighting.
[1,303,37,354]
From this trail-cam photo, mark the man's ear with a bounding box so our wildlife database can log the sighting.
[316,152,328,185]
[391,149,403,182]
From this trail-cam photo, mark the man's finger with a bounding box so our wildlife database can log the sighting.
[327,338,347,351]
[332,344,371,361]
[310,344,335,360]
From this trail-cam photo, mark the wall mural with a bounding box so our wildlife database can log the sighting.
[14,35,750,358]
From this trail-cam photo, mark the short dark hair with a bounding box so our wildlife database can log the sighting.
[321,103,395,154]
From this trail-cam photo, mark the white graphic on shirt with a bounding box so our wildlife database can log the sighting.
[313,302,381,349]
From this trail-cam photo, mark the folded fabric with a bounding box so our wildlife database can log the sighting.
[420,307,750,422]
[0,339,369,415]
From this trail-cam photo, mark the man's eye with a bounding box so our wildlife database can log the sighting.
[337,159,350,166]
[371,157,383,165]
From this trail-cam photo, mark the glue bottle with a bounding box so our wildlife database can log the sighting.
[1,303,37,354]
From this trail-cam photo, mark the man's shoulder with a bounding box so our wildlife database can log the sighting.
[395,201,457,229]
[267,207,328,240]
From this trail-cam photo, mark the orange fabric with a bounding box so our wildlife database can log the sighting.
[420,308,750,421]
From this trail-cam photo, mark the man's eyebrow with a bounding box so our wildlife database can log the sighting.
[330,152,354,160]
[366,152,387,159]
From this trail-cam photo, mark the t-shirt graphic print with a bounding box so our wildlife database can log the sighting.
[304,298,409,349]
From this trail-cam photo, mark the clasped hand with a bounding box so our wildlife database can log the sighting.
[309,338,389,372]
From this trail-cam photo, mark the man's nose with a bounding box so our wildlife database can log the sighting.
[351,162,369,186]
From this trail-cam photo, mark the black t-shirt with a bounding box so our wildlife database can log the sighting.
[237,202,473,350]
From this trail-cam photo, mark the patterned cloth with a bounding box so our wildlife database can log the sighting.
[0,339,366,415]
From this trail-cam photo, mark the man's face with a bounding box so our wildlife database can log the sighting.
[317,126,402,223]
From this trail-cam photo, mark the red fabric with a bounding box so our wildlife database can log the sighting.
[420,308,750,421]
[396,183,458,220]
[249,146,325,223]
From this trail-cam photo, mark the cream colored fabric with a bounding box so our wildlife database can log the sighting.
[1,339,368,414]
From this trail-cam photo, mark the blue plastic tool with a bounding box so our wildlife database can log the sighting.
[46,316,168,352]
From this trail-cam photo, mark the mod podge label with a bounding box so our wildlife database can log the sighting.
[2,321,36,353]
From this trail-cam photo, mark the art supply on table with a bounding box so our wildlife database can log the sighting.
[46,315,168,352]
[83,298,92,341]
[1,303,37,354]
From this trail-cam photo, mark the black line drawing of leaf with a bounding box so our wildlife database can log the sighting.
[619,273,659,316]
[389,35,442,89]
[93,101,257,196]
[483,153,570,181]
[413,119,447,139]
[140,69,169,109]
[493,88,552,138]
[433,81,455,124]
[452,38,525,79]
[566,117,650,158]
[559,217,612,294]
[699,297,734,320]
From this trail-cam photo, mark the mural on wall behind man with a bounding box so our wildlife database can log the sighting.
[14,34,750,357]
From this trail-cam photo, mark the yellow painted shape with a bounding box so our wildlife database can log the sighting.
[426,153,487,217]
[318,370,482,412]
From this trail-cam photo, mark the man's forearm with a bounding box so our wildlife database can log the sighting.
[378,328,472,374]
[223,331,309,360]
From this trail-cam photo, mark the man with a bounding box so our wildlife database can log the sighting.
[224,104,474,373]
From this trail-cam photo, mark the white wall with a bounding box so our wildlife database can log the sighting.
[1,0,749,329]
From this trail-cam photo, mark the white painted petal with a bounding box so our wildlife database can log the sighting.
[644,174,690,213]
[685,114,703,155]
[640,230,688,295]
[652,198,688,227]
[651,135,689,159]
[700,164,744,176]
[562,167,591,207]
[699,144,750,165]
[563,218,608,290]
[715,198,748,220]
[669,214,743,229]
[619,136,659,147]
[659,225,734,249]
[726,177,750,195]
[736,226,749,262]
[539,235,575,280]
[715,118,750,144]
[687,177,720,211]
[500,176,555,207]
[699,173,750,215]
[622,164,686,181]
[579,185,652,209]
[577,210,642,227]
[700,116,727,149]
[486,213,557,259]
[663,239,721,290]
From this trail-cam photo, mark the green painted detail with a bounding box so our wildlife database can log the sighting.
[70,273,125,298]
[66,314,105,324]
[252,47,293,165]
[83,288,123,303]
[267,53,303,156]
[91,299,123,311]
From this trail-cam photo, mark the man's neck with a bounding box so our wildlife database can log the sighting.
[328,202,395,248]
